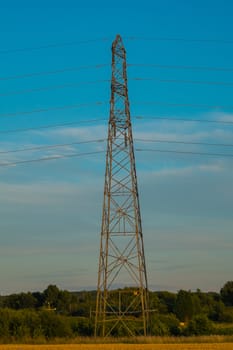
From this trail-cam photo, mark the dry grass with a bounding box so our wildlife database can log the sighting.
[0,345,233,350]
[0,337,233,350]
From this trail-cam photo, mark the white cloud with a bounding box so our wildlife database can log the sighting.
[0,110,233,293]
[0,180,100,205]
[211,111,233,122]
[35,124,106,140]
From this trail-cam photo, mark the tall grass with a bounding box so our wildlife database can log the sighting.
[0,343,233,350]
[0,335,233,345]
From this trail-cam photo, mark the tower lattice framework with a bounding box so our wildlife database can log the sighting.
[95,35,149,337]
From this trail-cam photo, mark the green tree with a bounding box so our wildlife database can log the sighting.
[43,285,60,309]
[159,314,181,335]
[0,309,10,338]
[219,307,233,322]
[186,314,213,335]
[174,290,199,322]
[8,310,30,338]
[220,281,233,306]
[150,316,169,336]
[32,291,45,308]
[71,317,93,336]
[39,311,72,338]
[56,290,72,314]
[156,291,176,314]
[174,290,192,322]
[4,292,37,310]
[23,309,43,338]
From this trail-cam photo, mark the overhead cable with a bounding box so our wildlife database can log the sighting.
[2,138,232,156]
[125,36,233,44]
[135,138,233,147]
[1,77,233,97]
[0,38,111,55]
[2,101,232,120]
[0,139,105,154]
[131,77,233,86]
[0,118,107,134]
[0,150,105,167]
[0,80,109,97]
[134,115,233,125]
[136,148,233,158]
[1,35,233,56]
[0,102,106,118]
[2,148,233,168]
[127,63,233,72]
[0,64,109,81]
[1,62,231,82]
[1,115,233,136]
[133,101,233,110]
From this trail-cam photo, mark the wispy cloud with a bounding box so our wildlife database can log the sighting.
[0,110,233,293]
[0,180,101,204]
[211,111,233,122]
[35,124,106,139]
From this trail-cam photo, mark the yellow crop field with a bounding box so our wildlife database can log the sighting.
[0,344,233,350]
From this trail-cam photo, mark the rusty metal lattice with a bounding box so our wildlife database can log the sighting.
[95,35,149,337]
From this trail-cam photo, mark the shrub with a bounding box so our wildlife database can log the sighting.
[185,314,214,335]
[151,316,169,336]
[71,317,93,336]
[159,314,181,335]
[39,311,72,338]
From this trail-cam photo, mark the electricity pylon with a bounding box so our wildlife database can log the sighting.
[95,34,149,337]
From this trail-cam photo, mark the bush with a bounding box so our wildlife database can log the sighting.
[159,314,181,335]
[220,281,233,306]
[150,316,169,336]
[213,325,233,335]
[71,317,93,336]
[185,314,214,335]
[219,308,233,323]
[39,311,72,338]
[8,311,30,338]
[0,309,11,338]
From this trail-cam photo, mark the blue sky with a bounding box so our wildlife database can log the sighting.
[0,0,233,294]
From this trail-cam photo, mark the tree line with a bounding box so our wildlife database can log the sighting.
[0,281,232,340]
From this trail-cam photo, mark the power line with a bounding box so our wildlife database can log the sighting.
[133,101,233,111]
[0,80,109,97]
[0,150,105,167]
[1,77,233,97]
[1,35,232,56]
[2,147,233,168]
[0,102,107,118]
[0,139,105,155]
[0,37,111,55]
[135,115,233,125]
[128,63,233,72]
[1,114,232,136]
[2,137,231,157]
[131,77,233,86]
[0,62,231,84]
[0,62,231,82]
[0,118,107,134]
[125,36,233,44]
[135,138,233,148]
[1,101,233,120]
[0,64,109,81]
[136,148,233,158]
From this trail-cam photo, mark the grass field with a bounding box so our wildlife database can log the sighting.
[0,345,233,350]
[0,338,233,350]
[0,337,232,350]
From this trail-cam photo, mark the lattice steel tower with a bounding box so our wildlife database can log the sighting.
[95,35,149,337]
